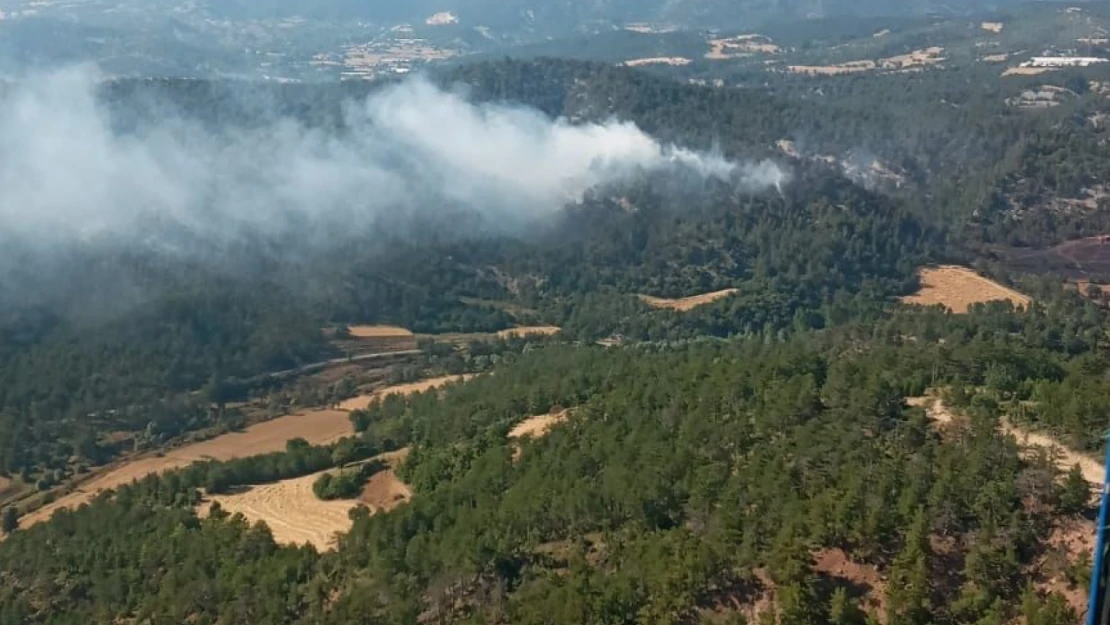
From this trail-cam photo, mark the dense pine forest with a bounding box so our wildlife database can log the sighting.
[1,46,1110,624]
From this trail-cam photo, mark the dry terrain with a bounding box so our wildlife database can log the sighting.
[1003,66,1054,76]
[900,265,1031,313]
[981,22,1005,33]
[787,60,876,75]
[788,48,944,76]
[21,376,468,529]
[359,448,413,513]
[347,325,414,338]
[198,448,412,551]
[337,374,474,411]
[1004,235,1110,282]
[495,325,562,339]
[813,548,886,618]
[509,410,570,461]
[638,289,738,311]
[622,57,691,67]
[509,410,569,440]
[706,35,780,59]
[880,47,946,69]
[20,407,353,528]
[910,395,1101,483]
[201,471,361,550]
[910,394,1099,615]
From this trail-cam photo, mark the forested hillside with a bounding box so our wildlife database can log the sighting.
[1,49,1109,624]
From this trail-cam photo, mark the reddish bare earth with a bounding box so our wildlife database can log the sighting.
[813,548,887,620]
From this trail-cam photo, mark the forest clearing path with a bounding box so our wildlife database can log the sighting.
[909,395,1104,483]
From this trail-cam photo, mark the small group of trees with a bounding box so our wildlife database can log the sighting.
[312,460,385,501]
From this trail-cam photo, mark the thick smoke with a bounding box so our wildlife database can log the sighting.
[0,65,788,248]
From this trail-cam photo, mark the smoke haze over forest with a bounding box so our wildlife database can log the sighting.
[0,66,786,257]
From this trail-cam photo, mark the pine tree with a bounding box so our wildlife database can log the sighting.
[1,506,17,534]
[1058,464,1091,515]
[829,587,867,625]
[886,507,932,625]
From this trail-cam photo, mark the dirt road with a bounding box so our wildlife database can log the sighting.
[911,396,1104,483]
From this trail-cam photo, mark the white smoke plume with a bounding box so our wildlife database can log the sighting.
[0,65,788,247]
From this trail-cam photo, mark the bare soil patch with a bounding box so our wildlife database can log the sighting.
[359,448,412,512]
[638,289,738,311]
[1004,66,1054,76]
[622,57,691,67]
[509,410,570,461]
[707,35,780,59]
[982,53,1009,62]
[337,375,474,412]
[880,47,946,69]
[1004,235,1110,283]
[347,325,414,338]
[1038,518,1096,614]
[981,22,1005,33]
[495,325,561,339]
[509,410,570,440]
[913,395,1101,483]
[813,548,887,620]
[901,265,1031,313]
[912,394,1098,613]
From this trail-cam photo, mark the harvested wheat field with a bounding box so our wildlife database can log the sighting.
[1003,66,1054,76]
[900,265,1030,313]
[200,472,360,550]
[638,289,738,311]
[347,325,414,338]
[981,21,1004,33]
[20,408,353,529]
[20,376,461,529]
[337,374,475,411]
[496,325,561,339]
[198,448,412,550]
